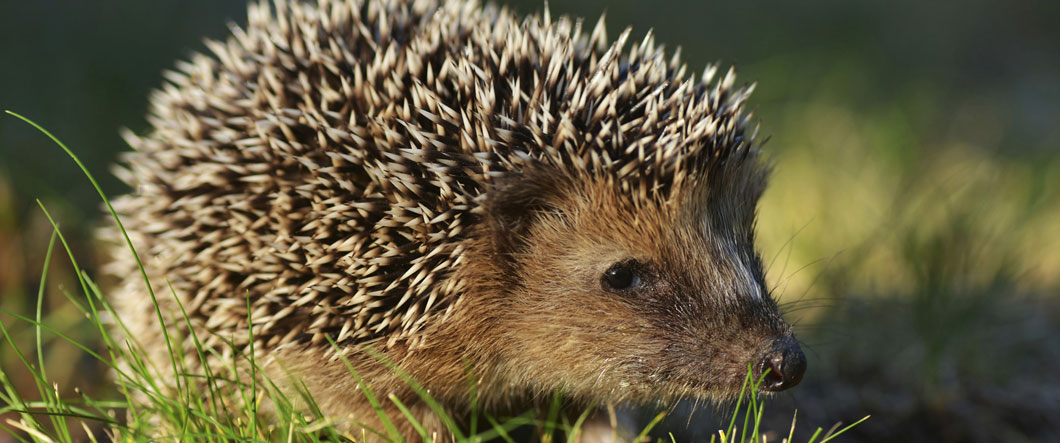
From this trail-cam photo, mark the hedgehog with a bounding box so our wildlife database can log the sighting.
[103,0,806,439]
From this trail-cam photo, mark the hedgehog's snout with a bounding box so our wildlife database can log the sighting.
[756,334,806,392]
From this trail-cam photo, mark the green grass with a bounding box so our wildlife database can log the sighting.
[0,112,862,442]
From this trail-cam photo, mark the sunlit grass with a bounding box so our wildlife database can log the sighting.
[757,97,1060,315]
[746,75,1060,439]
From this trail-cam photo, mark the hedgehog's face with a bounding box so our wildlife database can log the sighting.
[487,171,804,404]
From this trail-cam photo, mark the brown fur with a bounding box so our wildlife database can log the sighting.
[271,172,782,439]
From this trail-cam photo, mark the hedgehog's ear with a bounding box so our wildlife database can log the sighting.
[484,169,570,253]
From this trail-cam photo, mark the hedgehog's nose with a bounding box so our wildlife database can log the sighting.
[757,334,806,392]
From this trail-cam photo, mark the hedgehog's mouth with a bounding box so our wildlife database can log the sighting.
[644,333,806,400]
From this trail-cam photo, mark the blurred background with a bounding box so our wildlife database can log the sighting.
[1,0,1058,441]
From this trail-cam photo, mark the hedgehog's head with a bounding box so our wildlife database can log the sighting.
[484,160,803,403]
[481,111,803,406]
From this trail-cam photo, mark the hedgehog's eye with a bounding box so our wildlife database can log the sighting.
[602,261,642,292]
